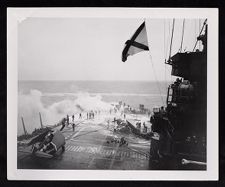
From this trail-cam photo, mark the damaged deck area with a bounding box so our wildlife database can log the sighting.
[18,113,151,170]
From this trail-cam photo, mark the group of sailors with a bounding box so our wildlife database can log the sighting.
[136,121,148,134]
[58,103,152,135]
[87,111,95,119]
[59,110,100,132]
[60,115,71,131]
[60,114,76,132]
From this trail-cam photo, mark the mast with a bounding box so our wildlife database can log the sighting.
[169,19,175,60]
[179,19,185,52]
[21,117,28,135]
[39,112,43,129]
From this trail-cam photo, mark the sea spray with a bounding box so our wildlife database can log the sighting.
[18,89,114,135]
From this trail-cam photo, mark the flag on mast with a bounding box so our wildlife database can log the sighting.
[122,21,149,62]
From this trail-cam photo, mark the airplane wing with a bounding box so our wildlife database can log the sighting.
[27,129,52,146]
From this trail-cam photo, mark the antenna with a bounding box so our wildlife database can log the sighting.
[192,19,207,52]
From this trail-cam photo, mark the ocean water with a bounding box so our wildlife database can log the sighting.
[18,80,169,135]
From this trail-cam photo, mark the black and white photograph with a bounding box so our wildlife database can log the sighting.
[7,8,218,180]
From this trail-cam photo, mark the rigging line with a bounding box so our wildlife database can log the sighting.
[193,19,207,52]
[164,19,167,89]
[145,20,165,106]
[199,19,201,50]
[169,19,175,59]
[165,19,171,61]
[164,19,166,60]
[169,21,174,87]
[167,19,173,87]
[195,19,197,47]
[148,53,165,106]
[164,62,167,90]
[165,20,172,88]
[179,19,185,52]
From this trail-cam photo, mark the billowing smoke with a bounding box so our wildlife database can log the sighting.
[18,90,113,135]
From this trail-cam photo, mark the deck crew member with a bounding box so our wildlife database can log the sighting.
[66,115,69,126]
[143,122,147,133]
[60,118,66,131]
[72,123,75,132]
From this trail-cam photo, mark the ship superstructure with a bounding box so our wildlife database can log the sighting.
[149,20,207,170]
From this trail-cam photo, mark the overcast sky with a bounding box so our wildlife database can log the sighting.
[18,18,203,81]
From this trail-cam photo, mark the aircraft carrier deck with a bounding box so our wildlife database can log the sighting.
[17,113,151,170]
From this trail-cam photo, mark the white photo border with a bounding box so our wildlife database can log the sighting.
[7,8,218,180]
